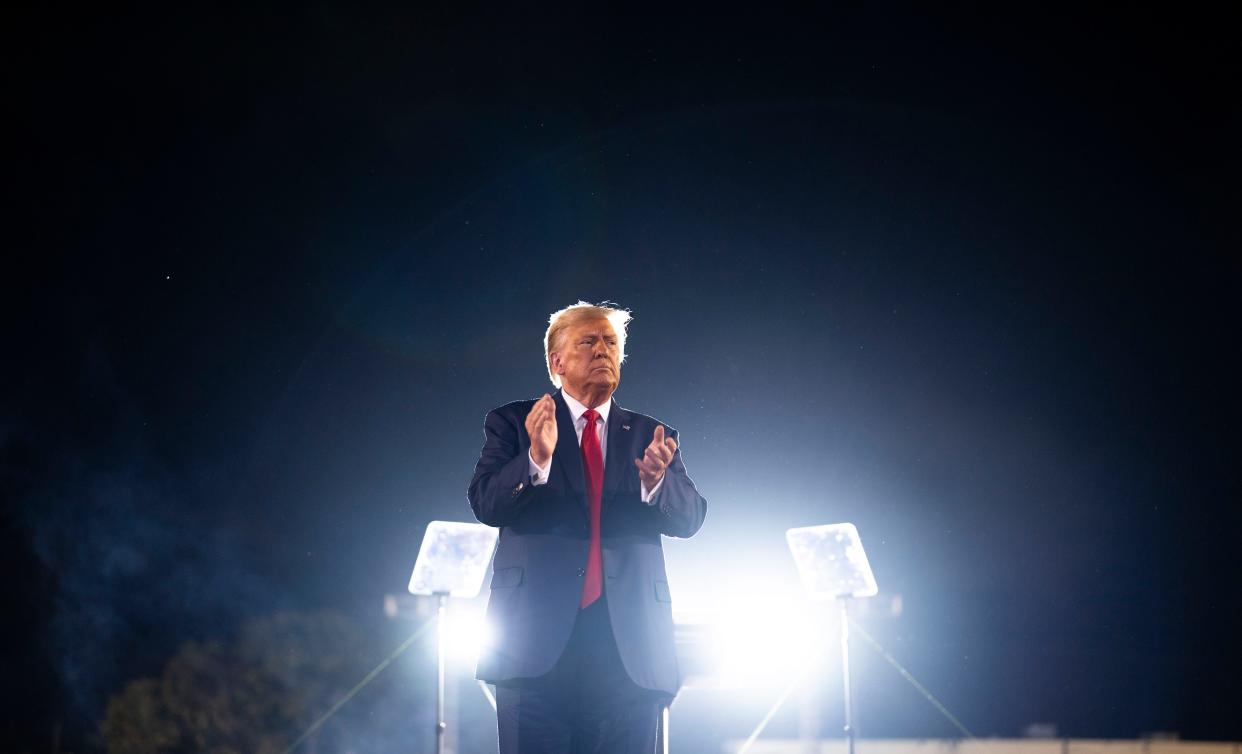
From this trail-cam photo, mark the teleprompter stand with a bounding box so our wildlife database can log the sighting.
[408,521,498,754]
[786,523,879,754]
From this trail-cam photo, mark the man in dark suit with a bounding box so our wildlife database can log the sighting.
[468,301,708,753]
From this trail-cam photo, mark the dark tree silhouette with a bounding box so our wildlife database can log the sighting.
[100,612,374,754]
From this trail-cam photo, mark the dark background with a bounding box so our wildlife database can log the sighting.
[4,5,1239,752]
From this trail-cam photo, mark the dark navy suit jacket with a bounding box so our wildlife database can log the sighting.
[468,389,707,695]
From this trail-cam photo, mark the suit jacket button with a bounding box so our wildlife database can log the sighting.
[577,568,586,577]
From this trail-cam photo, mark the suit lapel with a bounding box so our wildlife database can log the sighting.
[552,390,586,500]
[603,400,633,500]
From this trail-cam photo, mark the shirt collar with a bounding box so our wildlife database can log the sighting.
[561,389,611,427]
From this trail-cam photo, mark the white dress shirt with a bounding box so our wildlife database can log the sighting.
[528,391,665,504]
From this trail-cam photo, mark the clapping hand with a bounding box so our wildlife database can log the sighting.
[525,394,558,467]
[635,425,677,489]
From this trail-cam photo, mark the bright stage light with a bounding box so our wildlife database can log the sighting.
[438,602,493,666]
[674,571,834,690]
[708,595,829,685]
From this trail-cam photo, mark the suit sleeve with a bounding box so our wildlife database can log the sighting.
[467,407,546,527]
[647,427,708,539]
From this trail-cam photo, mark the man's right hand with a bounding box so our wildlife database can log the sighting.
[525,393,558,467]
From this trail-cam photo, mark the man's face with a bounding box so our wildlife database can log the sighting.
[552,318,621,404]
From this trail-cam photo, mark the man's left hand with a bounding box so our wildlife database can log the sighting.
[635,425,677,489]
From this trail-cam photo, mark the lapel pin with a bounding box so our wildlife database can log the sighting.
[622,424,630,431]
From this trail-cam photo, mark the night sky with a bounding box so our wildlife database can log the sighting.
[5,6,1239,752]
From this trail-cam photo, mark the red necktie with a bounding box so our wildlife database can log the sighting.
[579,408,604,608]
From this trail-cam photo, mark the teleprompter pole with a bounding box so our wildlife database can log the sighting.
[435,592,448,754]
[840,597,855,754]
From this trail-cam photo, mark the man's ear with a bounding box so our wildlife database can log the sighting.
[550,352,565,375]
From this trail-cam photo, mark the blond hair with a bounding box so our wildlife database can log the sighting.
[543,301,632,387]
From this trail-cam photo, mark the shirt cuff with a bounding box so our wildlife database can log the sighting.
[640,475,666,504]
[528,452,551,486]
